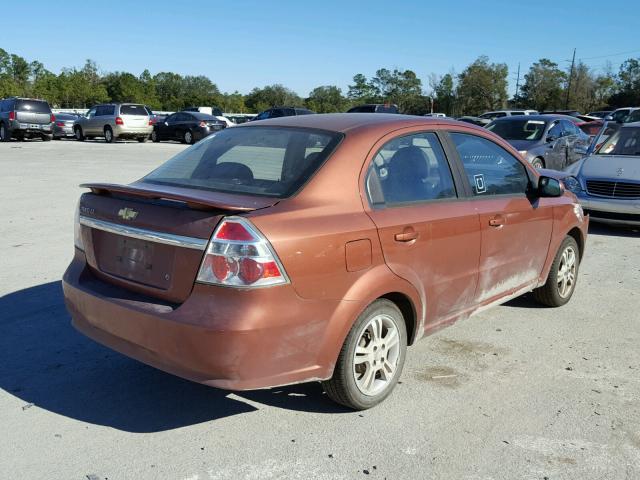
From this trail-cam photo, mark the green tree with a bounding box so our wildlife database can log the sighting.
[520,59,566,111]
[103,72,145,103]
[347,73,381,104]
[181,75,222,109]
[221,91,247,113]
[609,58,640,107]
[0,48,19,98]
[244,84,302,112]
[371,68,423,113]
[305,85,346,112]
[457,56,508,115]
[154,72,184,110]
[431,73,456,115]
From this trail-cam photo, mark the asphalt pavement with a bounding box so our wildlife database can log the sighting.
[1,139,639,480]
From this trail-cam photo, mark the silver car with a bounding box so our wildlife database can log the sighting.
[74,103,153,143]
[562,122,640,226]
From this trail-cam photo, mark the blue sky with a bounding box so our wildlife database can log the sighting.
[2,0,639,96]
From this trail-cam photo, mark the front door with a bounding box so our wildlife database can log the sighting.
[363,131,480,330]
[448,132,554,305]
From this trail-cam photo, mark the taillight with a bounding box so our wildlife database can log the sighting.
[50,114,56,123]
[8,111,15,121]
[199,121,207,128]
[196,217,288,288]
[115,117,124,125]
[149,118,155,125]
[56,121,65,127]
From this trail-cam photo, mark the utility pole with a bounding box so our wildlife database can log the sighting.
[514,63,521,108]
[565,48,576,109]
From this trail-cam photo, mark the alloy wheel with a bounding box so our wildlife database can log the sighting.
[557,245,577,298]
[352,314,401,396]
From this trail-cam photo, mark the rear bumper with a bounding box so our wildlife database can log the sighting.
[114,125,153,137]
[62,250,345,390]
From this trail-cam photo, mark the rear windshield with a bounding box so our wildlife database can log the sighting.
[16,100,51,114]
[142,127,343,198]
[487,119,547,141]
[120,104,148,116]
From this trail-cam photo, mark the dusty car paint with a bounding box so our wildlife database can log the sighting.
[63,114,588,391]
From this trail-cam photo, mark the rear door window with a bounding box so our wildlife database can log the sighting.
[15,100,51,114]
[120,104,147,116]
[366,132,457,207]
[450,133,530,196]
[142,127,343,198]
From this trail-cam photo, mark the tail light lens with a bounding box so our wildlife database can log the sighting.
[56,121,65,127]
[50,114,56,123]
[199,121,207,128]
[197,217,288,288]
[115,117,124,125]
[8,111,15,121]
[149,118,155,125]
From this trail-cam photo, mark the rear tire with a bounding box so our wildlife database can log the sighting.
[322,299,407,410]
[0,123,10,142]
[42,134,52,142]
[151,130,160,143]
[104,126,114,143]
[74,126,85,141]
[532,157,545,169]
[183,130,194,144]
[533,236,580,307]
[137,136,147,143]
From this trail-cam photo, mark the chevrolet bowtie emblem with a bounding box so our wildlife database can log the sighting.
[118,207,138,221]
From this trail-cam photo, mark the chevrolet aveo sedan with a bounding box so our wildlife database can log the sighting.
[63,114,588,409]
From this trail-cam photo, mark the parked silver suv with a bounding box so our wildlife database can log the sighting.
[74,103,153,143]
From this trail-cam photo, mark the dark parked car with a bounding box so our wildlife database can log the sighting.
[487,115,591,169]
[252,107,315,121]
[347,104,399,114]
[457,116,491,127]
[0,97,54,141]
[151,111,226,144]
[64,114,587,410]
[53,112,79,139]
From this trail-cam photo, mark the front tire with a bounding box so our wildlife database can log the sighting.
[104,126,114,143]
[322,299,407,410]
[533,236,580,307]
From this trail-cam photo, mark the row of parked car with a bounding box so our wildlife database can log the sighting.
[0,97,232,144]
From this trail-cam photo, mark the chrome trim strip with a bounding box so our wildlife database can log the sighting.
[79,215,208,250]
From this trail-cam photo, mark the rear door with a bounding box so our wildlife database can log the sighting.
[120,104,149,129]
[15,99,51,126]
[544,120,567,169]
[363,130,480,327]
[447,132,553,305]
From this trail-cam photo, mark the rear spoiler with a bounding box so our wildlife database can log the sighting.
[80,182,279,212]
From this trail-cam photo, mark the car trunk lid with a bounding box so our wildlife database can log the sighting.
[78,182,279,303]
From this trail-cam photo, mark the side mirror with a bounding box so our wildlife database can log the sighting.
[546,134,556,143]
[604,115,613,121]
[538,176,563,197]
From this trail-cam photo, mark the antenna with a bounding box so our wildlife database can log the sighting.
[514,63,521,108]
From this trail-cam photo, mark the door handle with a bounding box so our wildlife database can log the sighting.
[489,215,505,227]
[394,227,418,242]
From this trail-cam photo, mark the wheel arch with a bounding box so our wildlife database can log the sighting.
[379,292,418,345]
[567,226,585,260]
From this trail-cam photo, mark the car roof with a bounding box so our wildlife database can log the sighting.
[183,111,217,120]
[489,114,576,123]
[238,112,484,134]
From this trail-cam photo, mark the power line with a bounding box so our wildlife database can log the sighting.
[578,48,640,61]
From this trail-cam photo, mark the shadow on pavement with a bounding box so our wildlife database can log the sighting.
[0,281,344,433]
[588,222,639,238]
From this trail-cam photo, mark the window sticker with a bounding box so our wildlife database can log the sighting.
[474,174,486,194]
